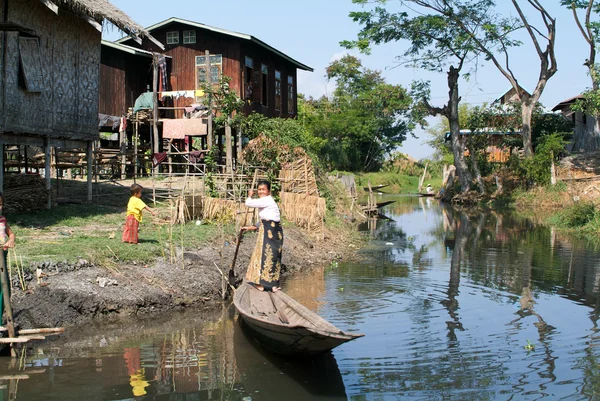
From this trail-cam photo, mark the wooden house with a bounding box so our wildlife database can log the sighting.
[116,17,313,119]
[0,0,160,206]
[552,95,599,152]
[445,130,521,163]
[98,17,313,176]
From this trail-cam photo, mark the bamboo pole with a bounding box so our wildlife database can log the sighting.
[0,249,16,357]
[153,57,160,175]
[228,169,258,289]
[206,50,213,149]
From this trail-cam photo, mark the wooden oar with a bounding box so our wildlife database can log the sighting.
[228,169,259,287]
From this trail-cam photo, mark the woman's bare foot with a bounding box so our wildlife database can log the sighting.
[249,283,265,291]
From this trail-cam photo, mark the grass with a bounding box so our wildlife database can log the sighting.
[354,172,443,194]
[8,203,227,268]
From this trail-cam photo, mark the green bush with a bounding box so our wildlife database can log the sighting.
[555,202,597,228]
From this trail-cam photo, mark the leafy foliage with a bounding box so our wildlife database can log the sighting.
[300,56,412,172]
[509,133,568,187]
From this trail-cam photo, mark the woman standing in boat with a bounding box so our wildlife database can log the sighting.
[241,180,283,292]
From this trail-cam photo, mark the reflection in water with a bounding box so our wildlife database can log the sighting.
[0,305,347,401]
[235,319,347,401]
[7,195,600,400]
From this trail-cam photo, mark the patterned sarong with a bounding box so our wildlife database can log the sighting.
[122,215,139,244]
[245,220,283,291]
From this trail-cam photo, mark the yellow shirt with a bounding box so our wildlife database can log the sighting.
[126,196,147,223]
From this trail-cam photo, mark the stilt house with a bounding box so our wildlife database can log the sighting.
[99,17,312,176]
[0,0,161,208]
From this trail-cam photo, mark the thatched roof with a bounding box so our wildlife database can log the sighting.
[46,0,164,49]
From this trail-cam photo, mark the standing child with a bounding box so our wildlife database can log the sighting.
[122,184,155,244]
[0,193,15,323]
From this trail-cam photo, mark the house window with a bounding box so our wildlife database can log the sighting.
[261,64,268,106]
[275,70,281,112]
[183,30,196,44]
[287,75,294,114]
[195,54,222,100]
[245,56,254,101]
[18,37,44,92]
[166,31,179,45]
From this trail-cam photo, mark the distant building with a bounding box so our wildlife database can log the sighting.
[552,95,599,152]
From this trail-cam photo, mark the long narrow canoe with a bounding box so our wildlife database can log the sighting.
[233,282,364,356]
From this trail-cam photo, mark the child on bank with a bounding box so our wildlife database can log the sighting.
[122,184,156,244]
[0,193,15,323]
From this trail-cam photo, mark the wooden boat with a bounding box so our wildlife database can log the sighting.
[233,282,364,356]
[358,200,396,211]
[418,193,435,197]
[363,184,389,191]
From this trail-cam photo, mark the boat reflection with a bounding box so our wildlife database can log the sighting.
[235,318,348,401]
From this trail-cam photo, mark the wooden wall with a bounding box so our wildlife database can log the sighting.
[99,46,152,117]
[1,0,100,141]
[240,41,298,118]
[122,21,301,119]
[0,0,4,131]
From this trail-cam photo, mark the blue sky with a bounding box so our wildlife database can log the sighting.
[105,0,594,160]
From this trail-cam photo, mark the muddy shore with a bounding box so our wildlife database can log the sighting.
[11,224,358,329]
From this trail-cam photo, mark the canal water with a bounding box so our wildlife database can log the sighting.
[3,195,600,400]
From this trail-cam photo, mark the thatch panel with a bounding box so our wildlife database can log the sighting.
[184,195,258,226]
[3,0,99,140]
[279,157,319,196]
[77,21,100,135]
[279,192,325,238]
[5,0,54,132]
[52,13,82,134]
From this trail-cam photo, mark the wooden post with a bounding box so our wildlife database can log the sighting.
[0,249,16,357]
[50,146,57,178]
[237,126,242,163]
[23,145,28,175]
[418,162,428,194]
[168,139,173,175]
[134,122,139,181]
[152,57,160,175]
[225,118,232,173]
[120,120,127,180]
[206,50,213,149]
[304,158,308,195]
[86,141,92,203]
[0,138,4,195]
[44,139,51,209]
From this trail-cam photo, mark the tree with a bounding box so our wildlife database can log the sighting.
[302,56,412,171]
[412,0,557,157]
[343,1,503,191]
[426,103,474,162]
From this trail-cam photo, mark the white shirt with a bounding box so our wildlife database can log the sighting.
[245,195,280,222]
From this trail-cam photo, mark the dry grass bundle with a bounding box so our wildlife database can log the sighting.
[4,174,51,214]
[240,134,307,167]
[279,192,325,238]
[279,158,319,196]
[173,195,191,224]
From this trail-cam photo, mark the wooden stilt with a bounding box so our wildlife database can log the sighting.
[86,141,93,203]
[0,249,16,357]
[44,139,51,209]
[206,50,213,149]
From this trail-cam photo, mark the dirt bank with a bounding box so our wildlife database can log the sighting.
[11,224,360,329]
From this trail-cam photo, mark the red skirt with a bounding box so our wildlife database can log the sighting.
[122,215,139,244]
